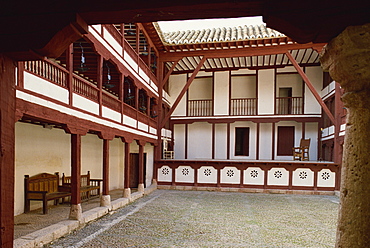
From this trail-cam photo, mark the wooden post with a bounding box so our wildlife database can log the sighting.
[122,137,133,198]
[70,133,82,220]
[65,124,87,221]
[137,140,146,192]
[0,55,16,248]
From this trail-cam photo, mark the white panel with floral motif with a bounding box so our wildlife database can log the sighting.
[157,165,172,182]
[267,168,289,186]
[317,169,335,187]
[175,166,194,183]
[198,166,217,184]
[220,166,240,184]
[244,167,264,185]
[292,168,314,187]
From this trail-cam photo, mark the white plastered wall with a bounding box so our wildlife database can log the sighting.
[188,77,213,100]
[174,124,186,159]
[305,122,319,161]
[231,75,256,98]
[81,134,103,179]
[215,123,227,159]
[169,74,187,116]
[109,138,125,190]
[259,123,273,160]
[188,122,212,159]
[276,73,302,97]
[214,71,229,115]
[258,69,274,114]
[15,122,71,215]
[305,66,323,114]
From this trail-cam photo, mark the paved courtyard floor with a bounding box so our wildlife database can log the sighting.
[45,190,339,248]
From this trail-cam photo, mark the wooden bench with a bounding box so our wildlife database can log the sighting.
[62,171,102,201]
[24,172,71,214]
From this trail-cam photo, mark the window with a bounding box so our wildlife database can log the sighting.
[277,126,294,156]
[235,127,250,156]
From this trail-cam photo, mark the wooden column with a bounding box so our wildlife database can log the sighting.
[321,23,370,247]
[0,55,16,248]
[122,136,133,198]
[66,43,73,106]
[65,124,87,221]
[99,131,115,207]
[137,140,146,192]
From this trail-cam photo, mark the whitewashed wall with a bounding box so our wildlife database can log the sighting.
[14,122,155,215]
[215,123,227,159]
[214,71,229,115]
[231,75,256,98]
[276,74,302,97]
[15,122,71,215]
[305,67,323,114]
[258,69,274,114]
[169,74,187,116]
[174,124,186,159]
[259,123,273,160]
[188,122,212,159]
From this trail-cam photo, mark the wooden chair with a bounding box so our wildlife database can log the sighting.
[293,138,310,161]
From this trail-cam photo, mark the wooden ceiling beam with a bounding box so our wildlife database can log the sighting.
[159,43,326,61]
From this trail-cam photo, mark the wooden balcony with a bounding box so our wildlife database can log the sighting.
[155,159,339,192]
[230,98,257,116]
[275,97,303,115]
[188,99,213,116]
[20,59,158,129]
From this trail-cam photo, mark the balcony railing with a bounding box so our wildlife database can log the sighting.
[275,97,303,115]
[188,99,213,116]
[230,98,257,116]
[21,59,157,128]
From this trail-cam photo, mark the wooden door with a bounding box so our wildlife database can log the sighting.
[277,126,295,156]
[129,153,147,188]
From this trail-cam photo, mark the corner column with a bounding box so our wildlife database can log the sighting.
[0,55,16,248]
[321,23,370,247]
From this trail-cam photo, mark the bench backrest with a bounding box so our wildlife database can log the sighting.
[62,171,91,187]
[24,173,60,193]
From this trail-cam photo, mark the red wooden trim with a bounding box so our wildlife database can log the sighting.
[102,139,110,195]
[286,52,335,124]
[160,56,207,129]
[124,141,131,189]
[71,134,82,205]
[228,71,232,115]
[212,123,215,159]
[256,122,260,160]
[334,82,342,164]
[185,123,188,159]
[98,56,103,116]
[67,44,73,106]
[159,43,326,61]
[302,121,305,139]
[227,123,230,159]
[272,122,275,160]
[17,62,25,88]
[138,143,144,185]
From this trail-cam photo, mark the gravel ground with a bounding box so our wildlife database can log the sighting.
[46,190,339,248]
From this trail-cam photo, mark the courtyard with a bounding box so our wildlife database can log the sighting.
[43,190,338,247]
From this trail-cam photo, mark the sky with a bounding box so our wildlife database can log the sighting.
[157,16,264,33]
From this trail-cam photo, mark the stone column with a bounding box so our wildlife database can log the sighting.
[321,23,370,247]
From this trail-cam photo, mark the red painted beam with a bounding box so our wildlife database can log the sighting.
[160,56,206,128]
[286,52,335,124]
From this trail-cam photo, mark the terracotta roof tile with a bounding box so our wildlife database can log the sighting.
[162,24,285,46]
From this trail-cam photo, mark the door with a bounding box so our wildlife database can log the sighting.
[129,153,147,188]
[279,87,292,114]
[277,126,295,156]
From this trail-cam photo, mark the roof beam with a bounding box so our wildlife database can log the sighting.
[160,56,206,129]
[159,43,326,61]
[285,51,335,124]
